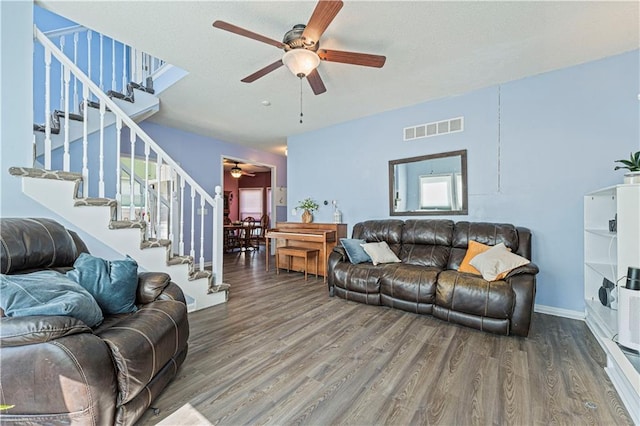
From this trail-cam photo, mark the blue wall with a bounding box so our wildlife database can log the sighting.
[287,50,640,313]
[138,121,288,223]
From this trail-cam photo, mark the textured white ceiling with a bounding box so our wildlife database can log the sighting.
[37,1,640,155]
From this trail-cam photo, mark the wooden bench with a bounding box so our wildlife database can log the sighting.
[276,246,319,281]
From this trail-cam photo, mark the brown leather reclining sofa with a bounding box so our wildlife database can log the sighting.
[0,218,189,425]
[327,219,538,337]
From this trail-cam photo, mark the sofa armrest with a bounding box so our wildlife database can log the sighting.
[508,273,537,337]
[327,248,348,296]
[137,272,171,304]
[331,246,347,261]
[0,316,91,347]
[155,282,187,305]
[505,262,539,278]
[137,272,187,305]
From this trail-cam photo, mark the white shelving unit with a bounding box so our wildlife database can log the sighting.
[584,184,640,424]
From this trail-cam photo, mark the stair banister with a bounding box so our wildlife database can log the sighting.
[35,27,224,286]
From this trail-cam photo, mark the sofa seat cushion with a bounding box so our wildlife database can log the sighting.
[436,270,514,320]
[96,300,188,405]
[380,264,439,314]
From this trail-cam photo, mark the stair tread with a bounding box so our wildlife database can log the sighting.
[141,239,172,249]
[75,198,117,207]
[53,109,84,122]
[9,167,81,181]
[109,220,146,229]
[168,255,192,266]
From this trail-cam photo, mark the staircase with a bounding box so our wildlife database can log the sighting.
[11,24,228,312]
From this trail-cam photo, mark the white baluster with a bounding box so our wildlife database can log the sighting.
[179,177,185,256]
[144,142,150,236]
[122,43,127,93]
[156,155,162,239]
[168,166,175,247]
[82,84,89,197]
[98,101,105,197]
[129,132,136,220]
[99,33,104,91]
[59,35,65,110]
[63,66,71,171]
[44,48,52,169]
[111,38,116,92]
[190,187,196,259]
[73,31,78,112]
[115,117,123,220]
[200,194,205,270]
[87,30,92,84]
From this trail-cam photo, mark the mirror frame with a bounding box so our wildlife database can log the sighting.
[388,149,468,216]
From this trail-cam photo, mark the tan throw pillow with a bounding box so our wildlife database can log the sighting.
[458,240,491,276]
[469,243,530,281]
[360,241,401,266]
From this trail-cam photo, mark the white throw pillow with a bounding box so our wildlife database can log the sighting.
[360,241,401,266]
[469,242,530,281]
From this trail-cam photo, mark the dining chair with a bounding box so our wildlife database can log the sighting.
[243,216,260,250]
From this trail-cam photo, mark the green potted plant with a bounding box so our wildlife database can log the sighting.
[614,151,640,184]
[296,198,319,223]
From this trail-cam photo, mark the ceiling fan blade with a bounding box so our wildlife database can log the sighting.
[317,49,386,68]
[306,69,327,95]
[302,1,344,46]
[212,20,285,49]
[241,59,284,83]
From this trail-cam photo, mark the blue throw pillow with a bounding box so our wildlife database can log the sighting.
[0,271,103,327]
[66,253,138,315]
[340,238,372,264]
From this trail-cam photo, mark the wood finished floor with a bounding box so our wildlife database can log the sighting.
[138,248,632,425]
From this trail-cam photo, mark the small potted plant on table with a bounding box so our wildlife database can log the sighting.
[297,198,319,223]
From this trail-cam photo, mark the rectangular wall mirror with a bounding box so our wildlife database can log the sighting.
[389,149,468,216]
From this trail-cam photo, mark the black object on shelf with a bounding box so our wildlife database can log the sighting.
[626,266,640,290]
[599,277,616,306]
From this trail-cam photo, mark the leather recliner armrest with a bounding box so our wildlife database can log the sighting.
[331,246,347,261]
[136,272,171,304]
[0,316,91,347]
[504,262,540,278]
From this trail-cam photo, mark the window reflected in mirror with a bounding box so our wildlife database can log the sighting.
[389,150,467,216]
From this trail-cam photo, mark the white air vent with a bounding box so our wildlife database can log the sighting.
[403,116,464,141]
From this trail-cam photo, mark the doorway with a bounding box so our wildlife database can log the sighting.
[222,157,275,255]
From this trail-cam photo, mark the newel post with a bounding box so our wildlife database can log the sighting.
[213,185,224,284]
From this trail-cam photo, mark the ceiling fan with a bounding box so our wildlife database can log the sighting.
[224,160,255,178]
[212,0,386,95]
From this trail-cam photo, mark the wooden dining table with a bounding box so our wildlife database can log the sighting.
[224,222,262,252]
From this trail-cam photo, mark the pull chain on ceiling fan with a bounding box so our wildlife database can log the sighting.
[212,0,386,98]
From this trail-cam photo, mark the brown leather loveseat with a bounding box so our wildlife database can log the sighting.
[0,218,189,425]
[327,219,538,337]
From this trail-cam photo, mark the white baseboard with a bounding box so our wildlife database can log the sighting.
[534,304,585,321]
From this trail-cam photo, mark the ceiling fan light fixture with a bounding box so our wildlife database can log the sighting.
[282,49,320,78]
[230,162,243,178]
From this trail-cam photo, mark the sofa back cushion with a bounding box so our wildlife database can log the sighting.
[1,218,79,274]
[448,221,521,270]
[400,220,454,268]
[352,220,404,255]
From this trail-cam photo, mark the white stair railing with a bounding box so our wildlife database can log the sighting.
[33,26,223,285]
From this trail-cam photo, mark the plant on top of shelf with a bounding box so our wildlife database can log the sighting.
[296,197,319,212]
[614,151,640,172]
